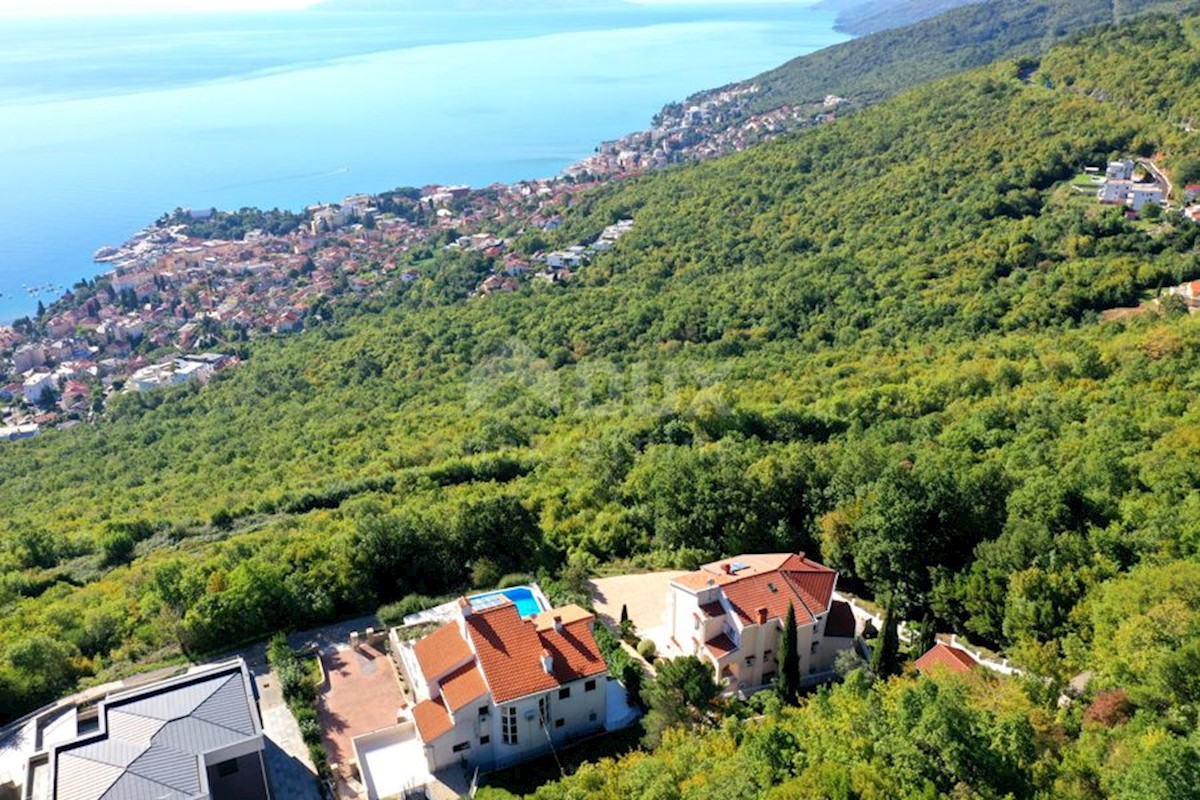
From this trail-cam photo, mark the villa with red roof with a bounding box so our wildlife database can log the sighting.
[667,553,857,696]
[913,642,979,675]
[395,595,609,773]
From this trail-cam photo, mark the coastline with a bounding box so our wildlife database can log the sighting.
[0,9,848,325]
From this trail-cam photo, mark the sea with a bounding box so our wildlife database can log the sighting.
[0,2,848,322]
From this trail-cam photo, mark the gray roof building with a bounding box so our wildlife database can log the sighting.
[44,659,270,800]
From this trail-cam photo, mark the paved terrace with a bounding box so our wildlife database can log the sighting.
[317,641,407,779]
[588,571,685,656]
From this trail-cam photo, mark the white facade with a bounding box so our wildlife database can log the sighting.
[393,591,610,776]
[21,371,56,404]
[1106,159,1135,182]
[419,674,607,773]
[1129,184,1165,211]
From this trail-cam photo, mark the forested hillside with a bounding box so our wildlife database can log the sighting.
[745,0,1195,111]
[4,23,1200,799]
[830,0,979,35]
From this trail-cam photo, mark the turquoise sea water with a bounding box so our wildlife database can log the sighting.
[0,4,848,322]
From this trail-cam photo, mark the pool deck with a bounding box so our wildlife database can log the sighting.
[401,583,552,627]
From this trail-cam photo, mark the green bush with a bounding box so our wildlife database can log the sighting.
[378,594,443,627]
[621,661,645,710]
[277,660,314,705]
[307,741,330,775]
[292,703,318,726]
[637,638,657,660]
[498,572,530,589]
[298,715,323,744]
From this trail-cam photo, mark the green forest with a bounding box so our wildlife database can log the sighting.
[5,7,1200,797]
[747,0,1197,112]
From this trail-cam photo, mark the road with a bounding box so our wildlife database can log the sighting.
[1138,157,1173,202]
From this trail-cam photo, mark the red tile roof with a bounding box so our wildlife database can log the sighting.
[705,633,737,660]
[439,662,489,712]
[413,622,472,682]
[913,642,978,675]
[464,603,607,704]
[412,697,454,741]
[672,553,837,628]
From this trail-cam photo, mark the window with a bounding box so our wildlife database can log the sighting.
[478,705,489,717]
[480,736,490,745]
[538,696,549,727]
[588,712,597,722]
[764,650,773,659]
[216,760,239,778]
[555,718,565,728]
[558,687,571,700]
[452,741,471,753]
[502,706,519,745]
[811,641,819,654]
[585,679,597,692]
[763,671,776,684]
[744,655,756,667]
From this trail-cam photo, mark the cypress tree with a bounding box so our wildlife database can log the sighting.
[871,606,901,678]
[778,602,799,704]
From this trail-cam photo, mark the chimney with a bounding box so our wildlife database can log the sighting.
[756,607,769,625]
[540,649,554,675]
[723,563,733,575]
[458,597,473,617]
[553,615,564,634]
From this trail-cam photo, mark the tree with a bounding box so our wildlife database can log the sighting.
[98,526,136,565]
[871,606,900,678]
[778,602,800,704]
[642,656,719,746]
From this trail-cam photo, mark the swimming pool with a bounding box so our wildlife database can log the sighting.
[469,586,545,618]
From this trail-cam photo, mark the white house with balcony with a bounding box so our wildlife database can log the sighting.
[393,594,610,775]
[665,553,857,696]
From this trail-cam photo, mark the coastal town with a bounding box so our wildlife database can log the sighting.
[4,121,1197,444]
[566,84,848,179]
[0,77,843,441]
[0,175,634,440]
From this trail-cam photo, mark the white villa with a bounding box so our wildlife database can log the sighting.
[394,594,610,774]
[666,553,857,696]
[1097,159,1166,211]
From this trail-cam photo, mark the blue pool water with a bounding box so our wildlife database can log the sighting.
[470,586,545,618]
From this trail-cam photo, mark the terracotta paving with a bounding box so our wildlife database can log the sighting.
[316,642,406,775]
